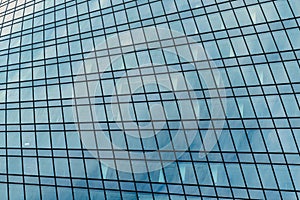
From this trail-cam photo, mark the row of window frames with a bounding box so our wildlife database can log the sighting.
[1,64,300,95]
[0,182,271,199]
[0,184,297,200]
[0,127,300,152]
[1,0,182,27]
[1,150,300,169]
[0,120,299,132]
[3,1,300,48]
[2,34,300,74]
[2,2,300,39]
[1,93,299,118]
[0,180,209,199]
[0,156,299,191]
[1,70,300,102]
[1,52,299,76]
[0,2,240,32]
[2,0,300,48]
[2,26,300,69]
[0,115,296,128]
[2,38,300,72]
[2,66,298,100]
[1,85,300,107]
[0,186,202,200]
[0,112,298,131]
[2,14,300,59]
[0,180,293,200]
[2,11,300,53]
[1,149,300,164]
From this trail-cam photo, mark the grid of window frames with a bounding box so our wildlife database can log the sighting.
[0,0,300,199]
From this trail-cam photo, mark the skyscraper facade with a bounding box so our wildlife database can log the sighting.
[0,0,300,199]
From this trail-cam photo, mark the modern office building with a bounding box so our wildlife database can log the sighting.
[0,0,300,199]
